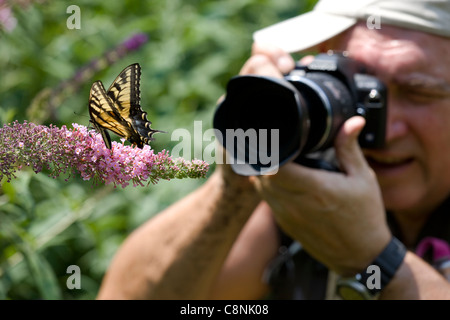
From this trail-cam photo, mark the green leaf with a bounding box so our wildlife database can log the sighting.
[0,214,62,299]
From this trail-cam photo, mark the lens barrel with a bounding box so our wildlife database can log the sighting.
[213,72,356,175]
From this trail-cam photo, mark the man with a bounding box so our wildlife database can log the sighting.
[97,0,450,300]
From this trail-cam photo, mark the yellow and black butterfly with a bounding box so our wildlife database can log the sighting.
[88,63,164,149]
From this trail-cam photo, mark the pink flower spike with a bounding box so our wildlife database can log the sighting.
[0,121,209,187]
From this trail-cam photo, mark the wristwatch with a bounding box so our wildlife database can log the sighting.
[336,237,407,300]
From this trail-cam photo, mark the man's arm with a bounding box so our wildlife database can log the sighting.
[252,113,450,299]
[380,251,450,299]
[96,167,277,299]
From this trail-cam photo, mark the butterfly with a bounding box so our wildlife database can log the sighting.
[88,63,164,149]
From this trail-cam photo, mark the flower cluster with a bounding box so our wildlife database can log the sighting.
[0,121,209,188]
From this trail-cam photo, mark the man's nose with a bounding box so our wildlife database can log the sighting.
[384,95,408,143]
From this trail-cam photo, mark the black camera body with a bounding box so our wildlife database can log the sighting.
[213,52,387,175]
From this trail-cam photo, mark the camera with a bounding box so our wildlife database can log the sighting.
[213,52,387,175]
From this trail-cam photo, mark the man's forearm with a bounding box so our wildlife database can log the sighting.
[97,170,260,299]
[380,251,450,299]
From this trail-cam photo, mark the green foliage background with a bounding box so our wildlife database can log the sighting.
[0,0,317,299]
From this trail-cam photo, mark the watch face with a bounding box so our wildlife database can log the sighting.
[336,285,367,300]
[336,279,375,300]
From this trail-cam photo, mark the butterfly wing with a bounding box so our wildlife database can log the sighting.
[106,63,140,121]
[91,117,112,150]
[106,63,165,148]
[88,81,136,149]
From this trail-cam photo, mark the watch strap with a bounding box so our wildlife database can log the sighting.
[358,236,407,295]
[336,236,407,299]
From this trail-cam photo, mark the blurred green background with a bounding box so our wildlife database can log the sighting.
[0,0,317,299]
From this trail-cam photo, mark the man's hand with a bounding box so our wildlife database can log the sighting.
[251,115,392,276]
[240,42,296,77]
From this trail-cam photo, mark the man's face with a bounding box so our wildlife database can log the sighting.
[332,22,450,215]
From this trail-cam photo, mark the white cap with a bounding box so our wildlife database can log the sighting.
[253,0,450,53]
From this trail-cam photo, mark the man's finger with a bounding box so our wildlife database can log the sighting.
[334,116,368,176]
[254,162,334,193]
[250,42,295,74]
